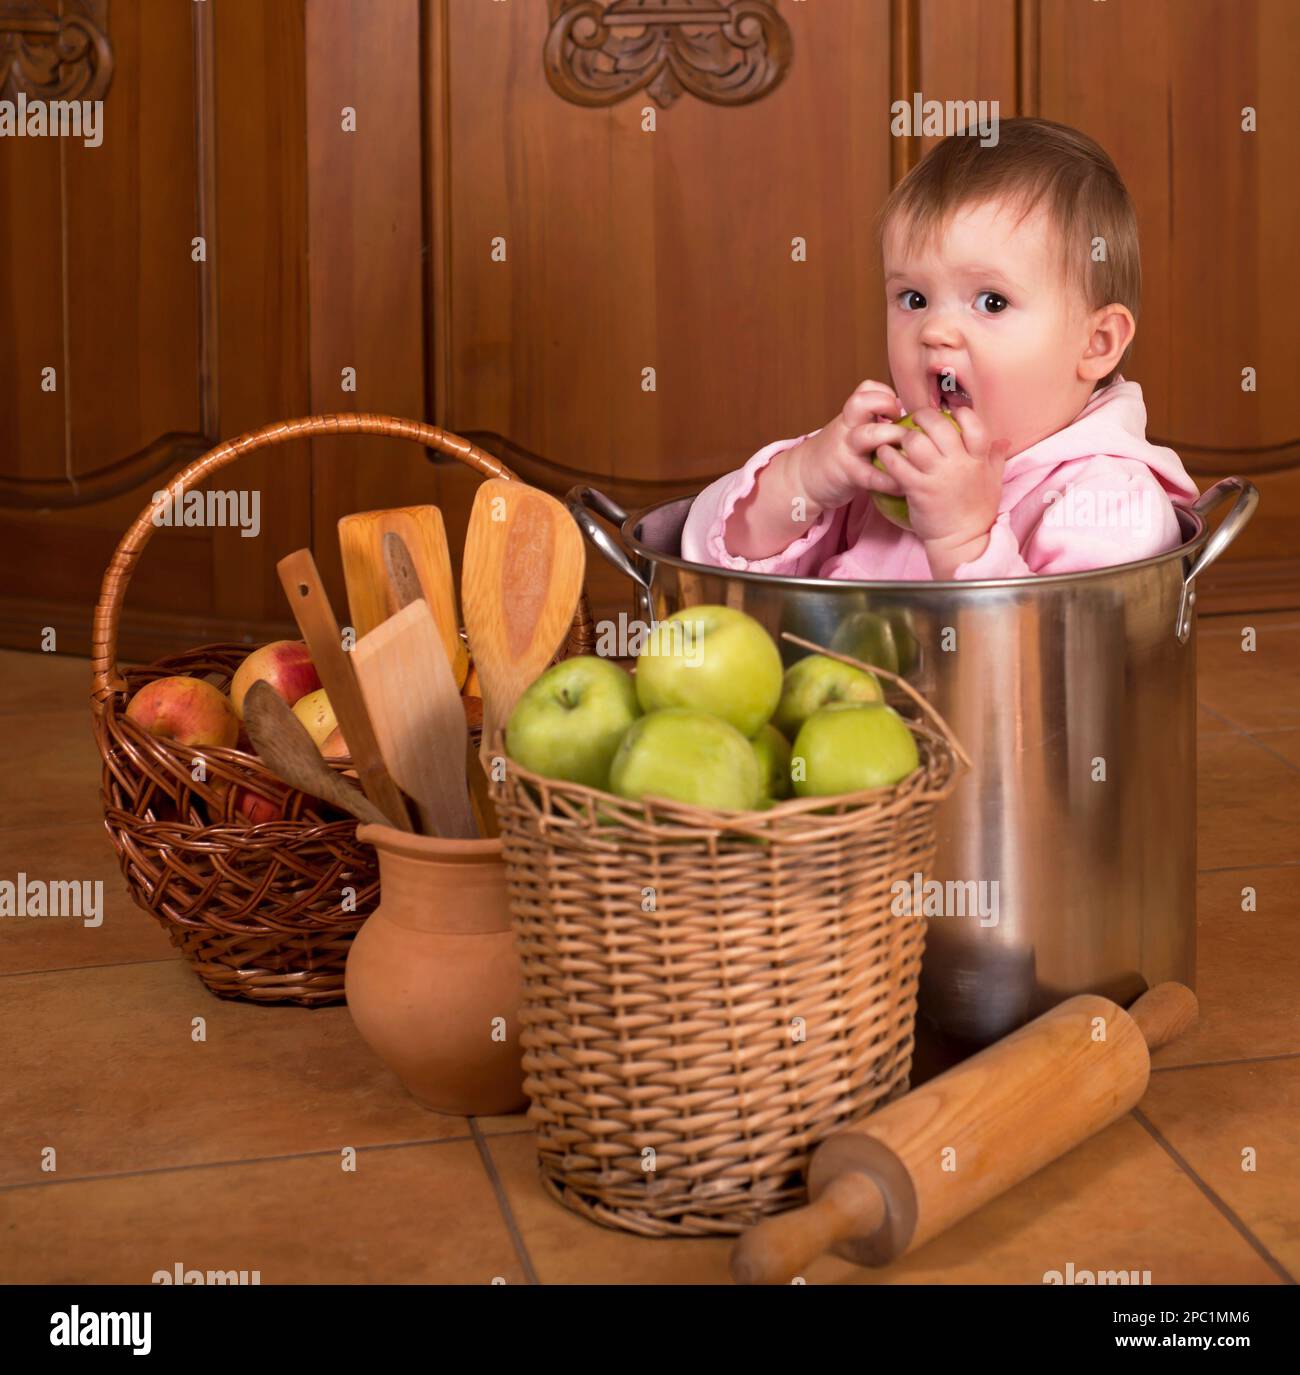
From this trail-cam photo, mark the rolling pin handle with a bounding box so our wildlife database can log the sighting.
[1125,982,1199,1051]
[730,1170,886,1285]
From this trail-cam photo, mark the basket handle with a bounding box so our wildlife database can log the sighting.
[780,631,973,772]
[91,413,523,713]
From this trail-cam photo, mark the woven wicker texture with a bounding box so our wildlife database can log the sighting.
[491,652,967,1236]
[90,413,595,1006]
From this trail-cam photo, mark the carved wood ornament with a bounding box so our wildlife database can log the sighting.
[0,0,113,102]
[544,0,792,109]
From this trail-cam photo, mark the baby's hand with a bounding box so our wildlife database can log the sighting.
[874,407,1008,573]
[796,379,912,513]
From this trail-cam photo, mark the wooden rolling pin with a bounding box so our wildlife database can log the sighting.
[731,982,1198,1283]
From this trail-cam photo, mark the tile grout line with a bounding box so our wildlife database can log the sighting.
[0,1132,536,1194]
[1197,698,1300,757]
[1131,1106,1295,1285]
[0,955,184,980]
[1150,1051,1300,1073]
[469,1117,541,1286]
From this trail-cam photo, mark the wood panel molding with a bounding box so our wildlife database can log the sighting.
[0,0,112,101]
[543,0,792,109]
[459,429,717,506]
[0,593,299,664]
[1150,434,1300,479]
[0,0,218,512]
[889,0,919,183]
[0,432,211,510]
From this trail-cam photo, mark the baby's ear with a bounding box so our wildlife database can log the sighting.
[1080,302,1135,382]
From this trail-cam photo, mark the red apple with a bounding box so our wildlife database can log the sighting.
[125,676,240,749]
[230,640,320,718]
[231,786,284,824]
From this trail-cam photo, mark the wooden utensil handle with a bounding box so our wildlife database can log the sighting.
[730,1171,886,1286]
[277,549,412,830]
[1124,982,1199,1051]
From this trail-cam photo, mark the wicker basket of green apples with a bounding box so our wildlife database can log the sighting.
[488,606,970,1239]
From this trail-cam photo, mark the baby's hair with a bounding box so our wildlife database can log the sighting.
[876,117,1140,385]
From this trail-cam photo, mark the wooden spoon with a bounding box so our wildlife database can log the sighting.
[243,681,391,828]
[461,478,587,772]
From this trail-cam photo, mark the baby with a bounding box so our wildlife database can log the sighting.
[681,118,1198,581]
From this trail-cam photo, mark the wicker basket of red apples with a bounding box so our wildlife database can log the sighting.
[89,413,591,1006]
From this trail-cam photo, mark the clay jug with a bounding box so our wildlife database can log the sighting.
[346,824,526,1115]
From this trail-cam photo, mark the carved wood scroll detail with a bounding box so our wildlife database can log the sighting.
[0,0,113,102]
[544,0,792,109]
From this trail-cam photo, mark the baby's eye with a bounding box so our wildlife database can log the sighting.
[975,291,1009,314]
[898,289,926,311]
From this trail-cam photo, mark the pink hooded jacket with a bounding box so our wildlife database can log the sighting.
[680,379,1199,580]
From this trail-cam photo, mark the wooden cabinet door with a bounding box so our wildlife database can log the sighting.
[0,0,311,663]
[1034,0,1299,610]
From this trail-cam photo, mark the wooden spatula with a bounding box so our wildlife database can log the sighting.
[276,548,412,830]
[243,681,391,828]
[382,532,489,840]
[352,597,478,842]
[461,478,587,771]
[338,506,469,686]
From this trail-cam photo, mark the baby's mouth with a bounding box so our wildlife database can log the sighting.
[930,370,973,410]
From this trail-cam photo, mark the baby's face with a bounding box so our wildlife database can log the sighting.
[882,197,1102,458]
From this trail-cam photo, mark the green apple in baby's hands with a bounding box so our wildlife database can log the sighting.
[871,409,962,532]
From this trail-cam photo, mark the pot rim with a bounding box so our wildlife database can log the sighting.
[620,497,1212,593]
[356,823,503,862]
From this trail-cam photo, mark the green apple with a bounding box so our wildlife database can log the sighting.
[750,722,792,800]
[791,703,919,796]
[634,605,783,739]
[871,410,962,531]
[609,708,762,811]
[506,656,640,789]
[773,654,882,739]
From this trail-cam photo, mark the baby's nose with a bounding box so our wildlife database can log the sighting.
[918,310,963,347]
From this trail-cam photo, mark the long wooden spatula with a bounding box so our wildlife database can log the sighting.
[276,548,412,830]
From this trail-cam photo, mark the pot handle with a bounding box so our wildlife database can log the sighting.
[565,485,656,622]
[1175,476,1259,643]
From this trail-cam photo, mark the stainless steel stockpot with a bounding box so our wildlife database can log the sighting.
[567,478,1258,1046]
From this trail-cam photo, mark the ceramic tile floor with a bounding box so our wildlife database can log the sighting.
[1,614,1297,1285]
